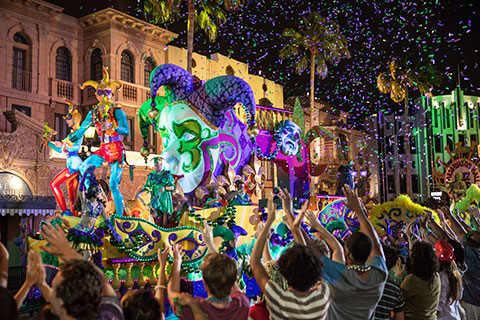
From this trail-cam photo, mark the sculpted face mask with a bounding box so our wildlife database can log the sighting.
[159,101,219,193]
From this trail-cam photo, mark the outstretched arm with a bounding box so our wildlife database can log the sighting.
[0,242,8,289]
[343,185,384,258]
[305,211,345,263]
[427,210,449,241]
[278,188,307,245]
[114,108,130,136]
[443,207,467,240]
[68,110,93,142]
[155,247,169,317]
[251,193,276,292]
[167,244,185,311]
[14,251,43,308]
[47,141,62,153]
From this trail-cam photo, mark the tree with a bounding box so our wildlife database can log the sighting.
[144,0,244,74]
[279,11,350,128]
[292,97,306,141]
[377,53,441,197]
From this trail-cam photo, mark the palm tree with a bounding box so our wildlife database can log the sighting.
[279,11,350,128]
[377,53,441,197]
[144,0,244,74]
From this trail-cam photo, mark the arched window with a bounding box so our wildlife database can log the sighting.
[13,33,28,44]
[121,50,134,83]
[226,65,235,76]
[144,57,156,87]
[55,47,72,81]
[12,32,31,91]
[90,48,103,81]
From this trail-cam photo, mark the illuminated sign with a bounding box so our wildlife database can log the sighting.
[0,172,32,197]
[444,159,480,186]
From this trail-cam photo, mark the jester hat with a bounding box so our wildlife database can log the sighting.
[148,64,258,134]
[63,99,82,131]
[80,67,122,93]
[213,225,248,242]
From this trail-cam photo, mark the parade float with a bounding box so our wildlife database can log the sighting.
[24,64,377,313]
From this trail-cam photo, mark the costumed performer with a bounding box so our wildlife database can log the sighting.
[137,157,174,227]
[64,68,129,216]
[226,179,252,206]
[205,187,224,209]
[45,100,83,216]
[67,174,109,261]
[213,224,251,289]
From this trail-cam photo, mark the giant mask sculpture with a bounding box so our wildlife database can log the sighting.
[140,64,257,194]
[277,120,301,156]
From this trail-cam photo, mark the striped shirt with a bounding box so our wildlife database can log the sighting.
[374,276,405,319]
[265,280,330,320]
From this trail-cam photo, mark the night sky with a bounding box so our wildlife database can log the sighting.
[48,0,480,122]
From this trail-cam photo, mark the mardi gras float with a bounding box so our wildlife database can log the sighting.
[25,64,372,312]
[432,141,480,224]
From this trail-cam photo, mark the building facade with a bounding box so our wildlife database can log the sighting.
[416,88,480,196]
[285,97,375,199]
[364,107,429,203]
[0,0,286,266]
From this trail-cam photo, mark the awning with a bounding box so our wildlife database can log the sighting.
[0,195,56,216]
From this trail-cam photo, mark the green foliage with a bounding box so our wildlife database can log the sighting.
[144,0,242,43]
[291,97,306,141]
[377,52,442,104]
[279,11,350,79]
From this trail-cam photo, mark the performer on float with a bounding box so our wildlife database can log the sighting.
[64,68,129,216]
[137,157,174,227]
[204,187,224,208]
[226,178,252,206]
[67,174,109,261]
[44,100,83,215]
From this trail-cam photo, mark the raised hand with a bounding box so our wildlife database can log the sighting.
[342,185,363,213]
[158,247,170,267]
[278,187,293,212]
[305,210,322,230]
[267,192,276,220]
[39,224,80,260]
[172,243,185,265]
[467,206,480,219]
[266,193,277,224]
[292,209,306,230]
[25,251,40,286]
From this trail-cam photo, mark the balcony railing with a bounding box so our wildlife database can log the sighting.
[255,105,292,131]
[12,68,31,92]
[122,83,138,101]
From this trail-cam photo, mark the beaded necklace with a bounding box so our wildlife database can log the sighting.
[205,296,232,303]
[348,264,372,272]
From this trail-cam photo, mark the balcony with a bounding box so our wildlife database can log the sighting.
[12,68,31,92]
[114,81,151,108]
[255,105,292,131]
[49,78,79,104]
[80,81,156,108]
